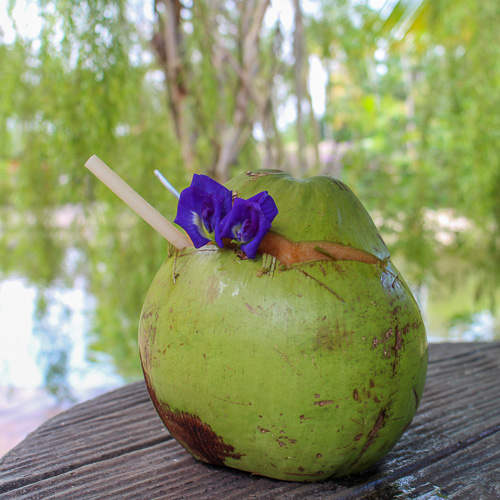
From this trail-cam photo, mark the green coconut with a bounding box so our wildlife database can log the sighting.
[139,170,428,482]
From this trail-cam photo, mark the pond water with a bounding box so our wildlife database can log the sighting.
[0,277,122,393]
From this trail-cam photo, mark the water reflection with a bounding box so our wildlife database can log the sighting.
[0,275,123,396]
[415,284,500,343]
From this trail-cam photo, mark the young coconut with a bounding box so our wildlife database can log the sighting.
[139,170,428,482]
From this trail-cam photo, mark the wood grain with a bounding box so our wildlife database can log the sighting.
[1,343,499,499]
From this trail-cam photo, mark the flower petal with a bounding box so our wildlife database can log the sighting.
[219,193,277,259]
[213,190,233,247]
[174,186,212,247]
[219,198,251,240]
[174,175,233,248]
[247,191,279,223]
[192,174,227,196]
[241,217,272,259]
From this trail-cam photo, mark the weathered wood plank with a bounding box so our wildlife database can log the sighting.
[1,343,499,499]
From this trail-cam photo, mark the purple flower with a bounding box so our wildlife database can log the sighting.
[220,191,278,259]
[174,174,233,248]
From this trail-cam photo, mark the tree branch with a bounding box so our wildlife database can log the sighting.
[293,0,320,175]
[152,0,194,173]
[213,0,271,181]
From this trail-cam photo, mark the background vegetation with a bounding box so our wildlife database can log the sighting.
[1,0,499,398]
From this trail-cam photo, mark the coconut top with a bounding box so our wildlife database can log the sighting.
[225,170,389,261]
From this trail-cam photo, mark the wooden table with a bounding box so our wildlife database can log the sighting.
[1,343,499,499]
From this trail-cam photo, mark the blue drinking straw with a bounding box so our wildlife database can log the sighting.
[154,169,180,199]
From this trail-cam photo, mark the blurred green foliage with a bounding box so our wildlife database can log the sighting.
[0,0,499,394]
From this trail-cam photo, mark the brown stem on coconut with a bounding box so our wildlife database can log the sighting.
[258,232,381,267]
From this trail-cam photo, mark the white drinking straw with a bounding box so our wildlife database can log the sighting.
[154,169,181,199]
[85,155,192,250]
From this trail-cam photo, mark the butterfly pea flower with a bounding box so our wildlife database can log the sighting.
[220,191,278,259]
[174,174,232,248]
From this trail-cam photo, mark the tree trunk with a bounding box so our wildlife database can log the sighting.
[153,0,194,173]
[212,0,270,182]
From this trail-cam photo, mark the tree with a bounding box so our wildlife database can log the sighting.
[308,0,500,306]
[151,0,292,181]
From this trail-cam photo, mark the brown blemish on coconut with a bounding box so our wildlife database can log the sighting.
[314,328,335,351]
[391,326,405,375]
[139,307,160,370]
[363,409,388,452]
[353,389,359,401]
[347,408,389,471]
[258,232,381,267]
[391,273,400,288]
[245,303,259,314]
[330,178,350,192]
[295,268,345,302]
[393,326,403,351]
[205,277,221,304]
[142,372,243,466]
[245,171,274,179]
[274,345,302,375]
[413,387,419,411]
[314,400,334,407]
